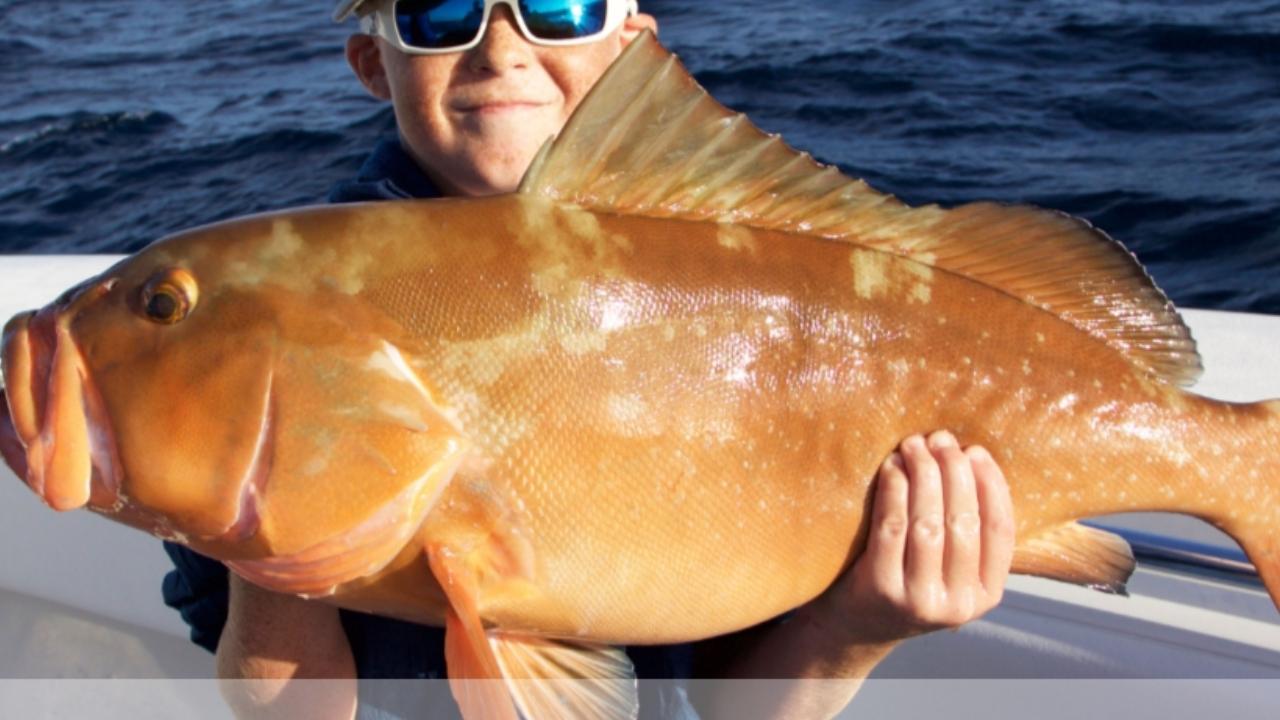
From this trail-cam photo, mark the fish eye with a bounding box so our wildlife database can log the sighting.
[140,268,198,325]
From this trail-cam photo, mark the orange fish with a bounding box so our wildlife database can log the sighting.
[2,33,1278,720]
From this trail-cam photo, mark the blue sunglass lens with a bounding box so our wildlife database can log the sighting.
[519,0,609,41]
[394,0,486,49]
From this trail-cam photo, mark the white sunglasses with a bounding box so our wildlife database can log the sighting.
[341,0,638,55]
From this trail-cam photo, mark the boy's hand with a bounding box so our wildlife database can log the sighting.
[814,430,1016,644]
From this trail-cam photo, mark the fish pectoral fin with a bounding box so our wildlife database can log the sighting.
[443,608,522,720]
[426,533,639,720]
[429,544,520,720]
[1011,522,1135,594]
[494,635,639,720]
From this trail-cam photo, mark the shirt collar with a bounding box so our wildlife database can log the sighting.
[328,137,443,203]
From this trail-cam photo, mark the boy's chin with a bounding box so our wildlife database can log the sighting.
[460,152,545,197]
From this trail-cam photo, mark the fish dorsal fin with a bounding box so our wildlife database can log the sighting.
[520,31,1201,386]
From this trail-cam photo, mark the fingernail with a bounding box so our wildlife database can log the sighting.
[885,452,905,471]
[928,430,955,449]
[967,445,990,463]
[902,435,925,452]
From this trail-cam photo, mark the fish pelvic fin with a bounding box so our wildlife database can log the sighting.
[427,543,640,720]
[522,31,1201,387]
[1011,522,1135,594]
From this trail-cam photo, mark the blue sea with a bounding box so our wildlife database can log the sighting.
[0,0,1276,312]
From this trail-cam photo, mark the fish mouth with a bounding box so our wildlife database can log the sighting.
[1,281,121,511]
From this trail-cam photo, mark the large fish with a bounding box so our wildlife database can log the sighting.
[2,32,1278,719]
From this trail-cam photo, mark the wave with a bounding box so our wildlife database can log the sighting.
[0,38,40,54]
[0,110,179,159]
[1056,21,1280,63]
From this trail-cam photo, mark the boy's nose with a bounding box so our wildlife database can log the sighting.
[467,5,533,73]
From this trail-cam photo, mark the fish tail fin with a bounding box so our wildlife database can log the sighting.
[1214,399,1280,609]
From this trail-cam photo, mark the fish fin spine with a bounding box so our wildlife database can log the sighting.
[1011,522,1135,593]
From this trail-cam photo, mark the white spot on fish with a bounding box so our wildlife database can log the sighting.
[717,223,757,252]
[606,394,662,437]
[850,248,890,300]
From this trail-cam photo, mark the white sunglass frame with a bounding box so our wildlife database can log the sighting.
[360,0,638,55]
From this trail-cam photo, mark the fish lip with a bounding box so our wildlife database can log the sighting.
[1,281,122,511]
[2,309,49,496]
[0,389,29,482]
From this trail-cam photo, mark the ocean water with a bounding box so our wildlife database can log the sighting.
[0,0,1276,312]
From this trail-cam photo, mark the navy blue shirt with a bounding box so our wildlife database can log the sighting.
[161,137,698,719]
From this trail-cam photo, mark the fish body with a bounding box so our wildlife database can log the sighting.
[3,33,1279,720]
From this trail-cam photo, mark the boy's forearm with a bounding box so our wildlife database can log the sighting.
[216,575,359,720]
[692,601,900,720]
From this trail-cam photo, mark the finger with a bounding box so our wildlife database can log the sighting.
[930,431,981,596]
[902,434,944,599]
[858,451,910,597]
[970,445,1016,598]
